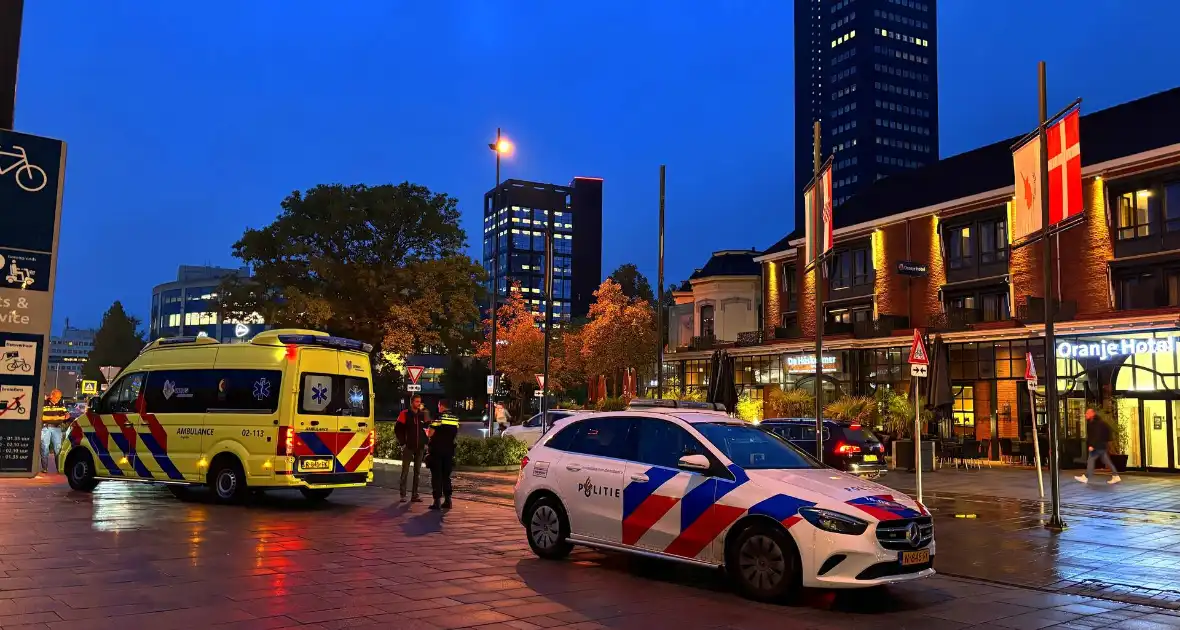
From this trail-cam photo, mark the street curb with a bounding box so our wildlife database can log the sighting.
[373,459,520,473]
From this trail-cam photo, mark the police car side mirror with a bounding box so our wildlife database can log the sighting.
[678,454,711,473]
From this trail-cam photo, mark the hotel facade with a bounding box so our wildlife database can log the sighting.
[664,87,1180,471]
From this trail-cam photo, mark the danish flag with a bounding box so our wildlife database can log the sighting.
[1047,109,1082,225]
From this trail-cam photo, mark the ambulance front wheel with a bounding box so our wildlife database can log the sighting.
[65,450,98,492]
[208,456,248,503]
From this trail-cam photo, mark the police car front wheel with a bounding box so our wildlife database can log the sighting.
[525,495,572,560]
[727,522,802,603]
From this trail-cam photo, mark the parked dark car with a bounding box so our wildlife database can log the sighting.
[759,418,888,478]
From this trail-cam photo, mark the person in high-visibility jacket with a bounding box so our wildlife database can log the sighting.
[427,399,460,510]
[40,389,70,474]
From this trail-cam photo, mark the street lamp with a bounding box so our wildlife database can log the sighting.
[488,129,513,436]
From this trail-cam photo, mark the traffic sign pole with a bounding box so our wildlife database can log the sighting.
[406,366,424,394]
[1026,352,1045,499]
[908,329,930,504]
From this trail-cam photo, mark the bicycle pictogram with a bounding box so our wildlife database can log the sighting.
[0,145,47,193]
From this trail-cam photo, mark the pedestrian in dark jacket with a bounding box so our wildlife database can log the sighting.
[428,399,460,511]
[396,395,430,502]
[1076,408,1122,485]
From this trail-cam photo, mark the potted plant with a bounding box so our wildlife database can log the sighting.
[1108,404,1130,472]
[874,388,935,472]
[763,387,814,419]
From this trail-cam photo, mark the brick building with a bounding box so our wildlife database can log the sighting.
[664,86,1180,471]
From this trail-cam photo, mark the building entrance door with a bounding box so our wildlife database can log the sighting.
[1140,399,1179,470]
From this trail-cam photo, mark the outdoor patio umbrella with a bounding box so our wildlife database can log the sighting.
[925,334,953,430]
[721,352,738,414]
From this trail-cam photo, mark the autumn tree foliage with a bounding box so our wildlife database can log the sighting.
[579,279,657,397]
[476,284,548,411]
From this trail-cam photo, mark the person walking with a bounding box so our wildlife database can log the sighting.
[395,395,430,502]
[40,389,70,474]
[427,399,460,511]
[1076,408,1122,485]
[494,402,510,436]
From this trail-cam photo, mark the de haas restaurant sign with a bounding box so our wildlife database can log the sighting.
[1057,336,1179,361]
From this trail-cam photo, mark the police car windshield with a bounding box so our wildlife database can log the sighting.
[696,422,822,470]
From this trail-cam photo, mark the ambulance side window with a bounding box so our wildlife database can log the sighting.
[142,370,214,414]
[108,373,145,413]
[211,370,282,413]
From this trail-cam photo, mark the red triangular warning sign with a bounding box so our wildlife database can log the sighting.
[407,366,425,384]
[536,374,545,389]
[1024,352,1037,381]
[908,329,929,365]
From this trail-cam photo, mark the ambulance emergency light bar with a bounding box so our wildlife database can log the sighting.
[275,334,374,353]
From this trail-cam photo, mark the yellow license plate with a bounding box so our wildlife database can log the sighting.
[900,549,930,566]
[863,454,879,462]
[299,457,334,472]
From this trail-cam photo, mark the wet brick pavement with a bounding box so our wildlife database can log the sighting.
[376,463,1180,613]
[4,474,1180,628]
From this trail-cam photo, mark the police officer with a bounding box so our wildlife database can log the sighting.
[427,399,460,511]
[40,389,70,474]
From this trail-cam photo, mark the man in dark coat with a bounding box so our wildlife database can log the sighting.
[395,395,430,502]
[1076,408,1121,485]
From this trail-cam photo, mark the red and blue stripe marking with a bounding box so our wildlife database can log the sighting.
[845,494,924,521]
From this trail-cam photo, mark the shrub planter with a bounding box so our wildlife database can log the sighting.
[891,440,936,472]
[1110,454,1129,472]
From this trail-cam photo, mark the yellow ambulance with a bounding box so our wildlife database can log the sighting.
[58,329,375,502]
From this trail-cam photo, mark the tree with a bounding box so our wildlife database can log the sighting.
[219,182,485,365]
[580,279,657,396]
[608,263,655,304]
[475,284,549,419]
[82,302,145,382]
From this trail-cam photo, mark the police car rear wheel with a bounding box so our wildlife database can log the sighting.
[526,496,572,560]
[65,452,97,492]
[300,488,333,502]
[210,461,247,503]
[728,523,801,603]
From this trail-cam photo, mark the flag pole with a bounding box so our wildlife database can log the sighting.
[657,164,666,399]
[1039,61,1066,531]
[812,120,825,461]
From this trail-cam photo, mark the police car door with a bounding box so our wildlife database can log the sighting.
[622,417,721,558]
[555,416,632,543]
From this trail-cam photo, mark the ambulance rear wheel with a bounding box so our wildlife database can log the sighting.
[300,488,333,502]
[65,451,98,492]
[209,458,248,503]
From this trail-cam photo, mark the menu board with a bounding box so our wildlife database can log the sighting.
[0,332,43,472]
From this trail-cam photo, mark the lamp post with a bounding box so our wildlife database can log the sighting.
[488,129,513,435]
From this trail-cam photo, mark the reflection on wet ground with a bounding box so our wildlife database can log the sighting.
[1,474,1176,628]
[883,469,1180,609]
[377,464,1180,611]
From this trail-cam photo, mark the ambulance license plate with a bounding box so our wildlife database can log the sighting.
[900,549,930,566]
[299,457,334,472]
[863,454,879,462]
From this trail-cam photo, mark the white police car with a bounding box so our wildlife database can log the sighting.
[514,410,934,602]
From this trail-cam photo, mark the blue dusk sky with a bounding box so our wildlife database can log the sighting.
[12,0,1180,331]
